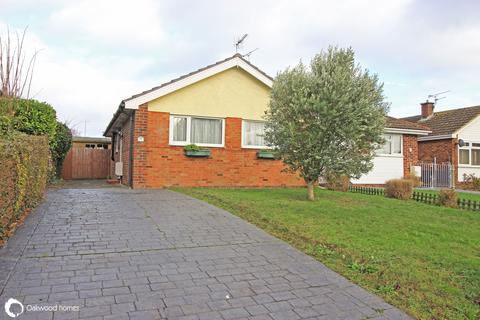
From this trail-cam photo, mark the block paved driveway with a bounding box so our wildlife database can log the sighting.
[0,185,411,320]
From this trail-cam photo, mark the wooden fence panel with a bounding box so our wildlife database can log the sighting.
[62,148,110,180]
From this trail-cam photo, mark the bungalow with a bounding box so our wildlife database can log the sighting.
[352,117,430,185]
[104,54,430,188]
[403,102,480,184]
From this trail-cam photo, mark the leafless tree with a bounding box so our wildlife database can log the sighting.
[0,27,39,98]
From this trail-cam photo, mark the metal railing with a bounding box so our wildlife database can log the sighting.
[419,162,452,188]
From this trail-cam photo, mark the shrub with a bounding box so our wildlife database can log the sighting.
[52,121,72,177]
[438,189,458,208]
[0,98,71,178]
[404,172,421,187]
[0,97,57,145]
[385,179,413,200]
[325,173,350,192]
[0,133,50,241]
[462,173,480,191]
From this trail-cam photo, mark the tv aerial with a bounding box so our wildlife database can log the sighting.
[235,34,248,52]
[428,90,450,105]
[234,34,259,60]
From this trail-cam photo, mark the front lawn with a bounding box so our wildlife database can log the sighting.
[174,187,480,320]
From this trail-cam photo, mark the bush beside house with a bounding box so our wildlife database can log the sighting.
[0,134,50,241]
[0,97,71,243]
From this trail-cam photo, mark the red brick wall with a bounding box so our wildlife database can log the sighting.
[418,138,458,182]
[132,105,149,188]
[418,139,454,163]
[130,109,304,188]
[402,134,419,176]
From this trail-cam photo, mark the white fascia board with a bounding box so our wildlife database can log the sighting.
[124,57,273,109]
[418,134,455,141]
[384,127,431,136]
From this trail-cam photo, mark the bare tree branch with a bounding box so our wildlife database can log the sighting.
[0,26,38,98]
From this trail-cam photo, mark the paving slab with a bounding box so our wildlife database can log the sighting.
[0,186,411,319]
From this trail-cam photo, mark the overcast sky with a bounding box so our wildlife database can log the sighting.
[1,0,479,136]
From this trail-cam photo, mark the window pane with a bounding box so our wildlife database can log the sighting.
[459,149,470,164]
[472,149,480,165]
[191,118,222,144]
[392,135,401,154]
[378,135,391,154]
[172,117,187,141]
[244,121,266,146]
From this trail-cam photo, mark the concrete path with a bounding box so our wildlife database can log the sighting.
[0,186,411,320]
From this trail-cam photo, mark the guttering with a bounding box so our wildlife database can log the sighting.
[103,101,125,137]
[418,134,455,141]
[384,127,431,136]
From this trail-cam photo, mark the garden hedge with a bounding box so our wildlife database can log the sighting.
[0,97,71,177]
[0,133,50,240]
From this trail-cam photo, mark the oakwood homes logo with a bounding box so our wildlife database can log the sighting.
[4,298,80,318]
[4,298,24,318]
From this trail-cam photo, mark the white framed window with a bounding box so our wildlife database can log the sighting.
[242,120,270,149]
[459,142,480,166]
[377,134,402,156]
[169,115,224,147]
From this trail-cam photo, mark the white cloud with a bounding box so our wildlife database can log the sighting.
[1,0,480,135]
[48,0,166,50]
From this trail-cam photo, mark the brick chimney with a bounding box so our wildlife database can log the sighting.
[421,101,434,119]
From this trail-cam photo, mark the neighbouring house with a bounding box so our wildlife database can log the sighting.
[104,54,430,188]
[403,102,480,184]
[351,117,430,185]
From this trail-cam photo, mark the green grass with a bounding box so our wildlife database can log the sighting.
[174,187,480,320]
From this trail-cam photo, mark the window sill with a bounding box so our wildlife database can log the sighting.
[375,154,403,158]
[241,145,272,149]
[170,142,224,148]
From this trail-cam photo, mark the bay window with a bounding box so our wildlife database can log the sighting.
[169,115,224,147]
[242,120,268,148]
[377,134,402,155]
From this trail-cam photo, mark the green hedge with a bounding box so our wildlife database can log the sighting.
[0,134,50,239]
[0,97,71,177]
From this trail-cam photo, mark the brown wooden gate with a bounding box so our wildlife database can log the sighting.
[62,148,111,179]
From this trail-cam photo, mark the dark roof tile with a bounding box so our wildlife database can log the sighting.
[385,116,430,131]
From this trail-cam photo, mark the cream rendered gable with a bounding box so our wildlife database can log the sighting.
[147,67,271,121]
[455,114,480,180]
[456,114,480,140]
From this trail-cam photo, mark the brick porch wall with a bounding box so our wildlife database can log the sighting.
[130,109,304,188]
[418,138,459,182]
[402,134,419,176]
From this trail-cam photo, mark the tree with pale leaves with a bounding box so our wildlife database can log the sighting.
[265,47,388,200]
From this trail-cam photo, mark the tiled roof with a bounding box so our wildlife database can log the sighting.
[402,105,480,136]
[385,116,430,131]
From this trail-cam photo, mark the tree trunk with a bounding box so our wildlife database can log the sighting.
[307,180,315,201]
